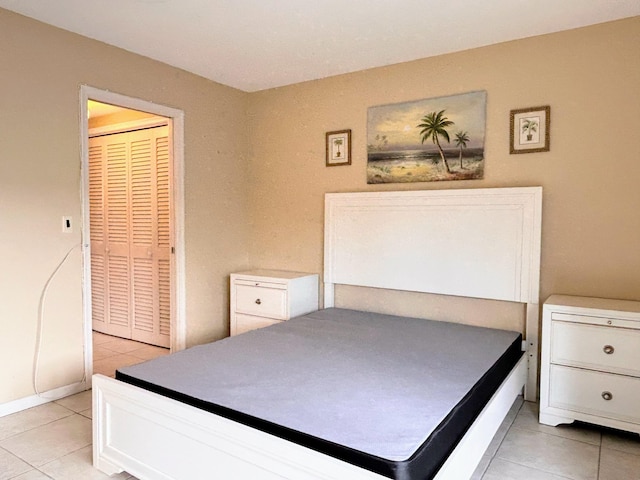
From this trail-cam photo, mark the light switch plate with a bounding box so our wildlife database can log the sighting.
[62,216,73,233]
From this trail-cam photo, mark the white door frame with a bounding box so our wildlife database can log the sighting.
[79,85,186,387]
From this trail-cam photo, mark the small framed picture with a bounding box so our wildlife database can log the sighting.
[510,106,550,154]
[326,129,351,166]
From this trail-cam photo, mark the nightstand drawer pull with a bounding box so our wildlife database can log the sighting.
[603,345,615,354]
[601,391,613,401]
[255,299,261,305]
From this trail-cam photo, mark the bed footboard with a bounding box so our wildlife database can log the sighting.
[92,374,386,480]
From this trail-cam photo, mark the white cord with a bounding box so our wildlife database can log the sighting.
[33,243,85,398]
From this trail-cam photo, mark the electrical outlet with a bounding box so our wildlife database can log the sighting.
[62,216,73,233]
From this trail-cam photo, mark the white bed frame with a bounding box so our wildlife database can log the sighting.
[93,186,542,480]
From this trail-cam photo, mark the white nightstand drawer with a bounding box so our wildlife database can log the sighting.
[551,321,640,377]
[549,365,640,425]
[235,284,287,319]
[234,313,281,335]
[551,311,640,330]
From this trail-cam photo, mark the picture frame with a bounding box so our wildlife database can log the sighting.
[510,106,550,154]
[326,130,351,166]
[367,91,486,183]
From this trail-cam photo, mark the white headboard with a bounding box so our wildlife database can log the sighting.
[323,186,542,399]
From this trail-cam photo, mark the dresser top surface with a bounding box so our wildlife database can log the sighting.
[232,269,317,281]
[545,295,640,315]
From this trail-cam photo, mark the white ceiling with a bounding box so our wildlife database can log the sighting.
[2,0,638,92]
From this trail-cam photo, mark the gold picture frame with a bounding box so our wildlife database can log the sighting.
[510,106,550,154]
[326,130,351,166]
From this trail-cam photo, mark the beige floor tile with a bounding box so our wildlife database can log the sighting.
[40,445,131,480]
[483,457,575,480]
[0,415,91,467]
[496,427,599,480]
[0,403,74,441]
[54,391,92,413]
[99,337,148,354]
[514,401,601,445]
[599,447,640,480]
[128,344,170,361]
[93,354,142,377]
[92,345,120,361]
[79,408,92,419]
[9,470,52,480]
[601,429,640,456]
[0,447,32,480]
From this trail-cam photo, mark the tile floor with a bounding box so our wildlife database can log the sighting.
[92,332,170,378]
[472,398,640,480]
[1,337,639,479]
[0,333,168,480]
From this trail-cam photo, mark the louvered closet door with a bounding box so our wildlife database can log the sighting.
[89,126,171,348]
[129,127,171,347]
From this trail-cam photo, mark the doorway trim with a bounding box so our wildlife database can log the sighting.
[79,85,186,386]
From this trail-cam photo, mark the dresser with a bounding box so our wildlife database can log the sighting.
[539,295,640,434]
[230,269,319,336]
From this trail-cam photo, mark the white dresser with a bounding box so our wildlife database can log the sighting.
[539,295,640,434]
[230,269,319,336]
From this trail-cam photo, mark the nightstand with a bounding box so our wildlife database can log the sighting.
[539,295,640,435]
[230,269,319,336]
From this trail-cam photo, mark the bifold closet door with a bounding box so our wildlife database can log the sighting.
[89,126,171,348]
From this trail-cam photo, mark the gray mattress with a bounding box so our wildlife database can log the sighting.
[117,308,522,479]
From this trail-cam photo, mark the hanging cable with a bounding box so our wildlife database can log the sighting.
[33,242,85,398]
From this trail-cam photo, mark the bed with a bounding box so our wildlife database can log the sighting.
[93,186,542,480]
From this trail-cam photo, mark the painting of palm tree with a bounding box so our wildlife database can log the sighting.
[367,91,486,183]
[417,110,454,174]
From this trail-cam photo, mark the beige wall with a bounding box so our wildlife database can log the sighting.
[0,9,251,404]
[246,17,640,308]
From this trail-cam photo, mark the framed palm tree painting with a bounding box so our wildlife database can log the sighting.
[367,91,486,183]
[326,130,351,166]
[510,106,550,154]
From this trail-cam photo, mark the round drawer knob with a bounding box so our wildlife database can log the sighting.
[603,345,615,355]
[601,391,613,401]
[255,299,262,305]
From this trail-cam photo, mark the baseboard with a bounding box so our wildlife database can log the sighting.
[0,381,88,417]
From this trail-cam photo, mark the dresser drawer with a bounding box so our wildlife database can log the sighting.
[234,313,281,335]
[234,283,287,319]
[549,365,640,425]
[551,311,640,330]
[551,321,640,377]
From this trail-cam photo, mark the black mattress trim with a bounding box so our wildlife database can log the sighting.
[116,334,523,480]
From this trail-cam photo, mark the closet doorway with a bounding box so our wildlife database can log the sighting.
[88,106,171,347]
[80,86,186,383]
